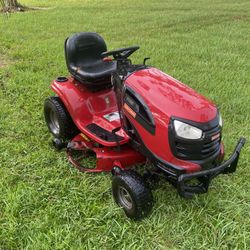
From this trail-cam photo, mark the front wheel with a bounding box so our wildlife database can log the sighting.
[112,170,153,220]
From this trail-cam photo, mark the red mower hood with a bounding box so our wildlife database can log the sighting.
[125,68,217,123]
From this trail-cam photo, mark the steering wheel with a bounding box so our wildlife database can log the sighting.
[101,46,140,60]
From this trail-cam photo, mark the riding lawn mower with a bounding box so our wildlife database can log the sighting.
[44,32,245,219]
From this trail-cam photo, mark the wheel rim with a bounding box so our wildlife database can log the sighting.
[49,109,60,134]
[118,186,133,210]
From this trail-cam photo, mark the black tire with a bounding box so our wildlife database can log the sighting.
[44,96,78,139]
[112,170,153,220]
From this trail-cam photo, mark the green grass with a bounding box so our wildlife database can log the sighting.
[0,0,250,249]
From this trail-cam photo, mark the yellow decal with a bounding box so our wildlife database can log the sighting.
[80,133,90,141]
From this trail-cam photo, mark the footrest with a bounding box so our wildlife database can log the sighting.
[86,123,124,142]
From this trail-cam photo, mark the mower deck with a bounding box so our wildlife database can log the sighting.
[67,133,146,172]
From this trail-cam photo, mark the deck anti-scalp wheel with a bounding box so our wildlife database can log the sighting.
[112,170,153,220]
[44,96,78,140]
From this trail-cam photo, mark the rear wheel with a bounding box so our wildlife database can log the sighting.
[44,96,78,139]
[112,170,153,220]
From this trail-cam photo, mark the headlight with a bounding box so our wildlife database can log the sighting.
[173,120,202,139]
[219,113,223,127]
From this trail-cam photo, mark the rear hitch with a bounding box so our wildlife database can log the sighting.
[52,138,67,150]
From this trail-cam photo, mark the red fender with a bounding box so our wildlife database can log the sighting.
[51,77,129,146]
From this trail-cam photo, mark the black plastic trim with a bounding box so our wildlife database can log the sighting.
[56,76,68,82]
[86,123,124,142]
[124,86,156,135]
[168,113,222,163]
[124,65,149,79]
[177,137,246,198]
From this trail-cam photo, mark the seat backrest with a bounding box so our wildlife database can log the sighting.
[65,32,107,72]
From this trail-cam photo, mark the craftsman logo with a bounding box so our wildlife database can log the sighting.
[211,133,220,141]
[123,103,136,118]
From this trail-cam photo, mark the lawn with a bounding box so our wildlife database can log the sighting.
[0,0,249,249]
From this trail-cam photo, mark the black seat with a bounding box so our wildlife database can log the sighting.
[65,32,116,88]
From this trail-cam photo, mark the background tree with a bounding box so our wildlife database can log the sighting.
[0,0,23,12]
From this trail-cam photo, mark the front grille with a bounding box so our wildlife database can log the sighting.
[170,119,221,161]
[202,128,221,157]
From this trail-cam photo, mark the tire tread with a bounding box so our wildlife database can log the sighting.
[44,96,78,139]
